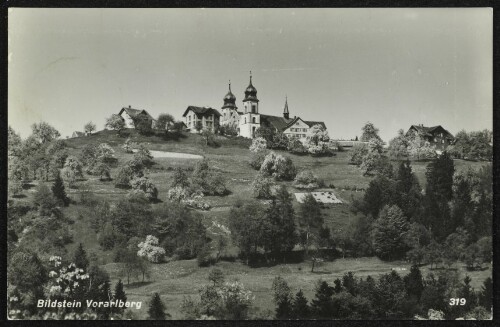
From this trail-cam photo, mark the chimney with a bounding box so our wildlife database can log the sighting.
[129,105,131,108]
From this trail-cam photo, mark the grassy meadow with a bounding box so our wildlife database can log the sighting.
[21,129,490,318]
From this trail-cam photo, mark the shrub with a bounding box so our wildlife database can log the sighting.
[260,152,297,181]
[122,138,133,153]
[287,138,308,154]
[130,177,158,201]
[134,144,154,166]
[251,174,274,199]
[249,151,268,170]
[167,186,189,202]
[249,137,267,152]
[349,144,368,165]
[191,159,228,196]
[197,244,215,267]
[137,235,166,263]
[115,166,134,188]
[294,170,318,189]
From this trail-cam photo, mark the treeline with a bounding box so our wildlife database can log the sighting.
[346,153,492,268]
[270,267,492,320]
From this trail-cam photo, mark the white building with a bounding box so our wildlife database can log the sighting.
[182,106,221,133]
[220,73,327,139]
[118,106,156,129]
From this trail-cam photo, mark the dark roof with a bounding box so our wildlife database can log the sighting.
[304,121,327,129]
[119,107,156,121]
[407,125,454,139]
[260,115,293,131]
[183,106,221,117]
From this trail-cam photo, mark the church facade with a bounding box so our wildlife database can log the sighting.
[220,73,327,139]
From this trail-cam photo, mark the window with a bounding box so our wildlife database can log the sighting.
[252,105,256,113]
[244,118,247,124]
[252,117,256,123]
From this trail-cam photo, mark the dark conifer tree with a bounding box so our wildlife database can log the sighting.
[403,265,424,300]
[311,281,334,319]
[148,292,169,320]
[479,277,492,309]
[333,278,343,294]
[292,290,310,319]
[73,243,89,271]
[52,171,69,206]
[112,279,127,314]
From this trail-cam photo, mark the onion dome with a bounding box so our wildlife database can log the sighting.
[243,71,259,103]
[222,81,237,109]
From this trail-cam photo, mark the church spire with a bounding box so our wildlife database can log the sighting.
[249,71,252,85]
[283,95,289,119]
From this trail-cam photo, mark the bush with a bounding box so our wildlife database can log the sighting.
[251,174,274,199]
[130,177,158,201]
[249,151,268,170]
[191,159,228,196]
[294,170,319,189]
[260,152,297,181]
[115,166,134,188]
[287,138,308,155]
[134,144,154,166]
[197,244,215,267]
[249,137,267,152]
[349,144,368,165]
[137,235,166,263]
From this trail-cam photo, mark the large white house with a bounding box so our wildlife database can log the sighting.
[220,73,327,139]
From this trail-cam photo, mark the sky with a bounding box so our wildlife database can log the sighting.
[8,8,492,141]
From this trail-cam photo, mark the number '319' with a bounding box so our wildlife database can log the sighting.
[449,298,466,306]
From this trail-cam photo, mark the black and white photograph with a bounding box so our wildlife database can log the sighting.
[6,7,494,320]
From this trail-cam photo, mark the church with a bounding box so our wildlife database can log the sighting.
[219,72,327,139]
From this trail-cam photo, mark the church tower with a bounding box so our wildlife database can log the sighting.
[283,96,290,119]
[239,71,261,138]
[221,80,238,127]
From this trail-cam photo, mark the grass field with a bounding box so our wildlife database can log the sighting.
[32,129,491,318]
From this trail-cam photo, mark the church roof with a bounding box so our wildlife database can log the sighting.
[260,114,327,132]
[183,106,222,117]
[243,72,259,103]
[222,81,238,109]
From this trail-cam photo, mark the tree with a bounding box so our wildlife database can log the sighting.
[360,122,382,142]
[114,165,134,188]
[84,121,96,135]
[31,121,61,144]
[156,113,175,134]
[272,276,293,319]
[407,132,436,160]
[388,129,410,159]
[73,243,89,271]
[61,156,84,188]
[260,152,297,181]
[190,159,228,196]
[105,114,126,135]
[371,205,409,260]
[311,280,334,319]
[423,152,455,240]
[33,183,58,215]
[52,171,69,206]
[298,193,323,257]
[130,177,158,201]
[113,279,127,314]
[394,160,421,219]
[249,137,267,152]
[171,167,189,189]
[137,235,166,263]
[148,293,169,320]
[208,268,225,286]
[292,290,310,319]
[304,124,331,155]
[8,125,22,156]
[251,174,273,199]
[479,277,492,309]
[349,144,368,165]
[264,186,297,259]
[403,265,424,300]
[360,138,384,176]
[200,128,217,147]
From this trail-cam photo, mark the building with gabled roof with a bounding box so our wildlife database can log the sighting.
[118,105,156,129]
[182,106,221,133]
[406,124,455,150]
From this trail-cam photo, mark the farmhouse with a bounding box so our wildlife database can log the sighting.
[182,106,221,133]
[406,124,455,150]
[71,131,86,138]
[219,73,327,139]
[118,105,156,129]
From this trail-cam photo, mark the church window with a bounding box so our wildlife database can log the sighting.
[244,118,246,124]
[252,105,256,113]
[252,117,256,123]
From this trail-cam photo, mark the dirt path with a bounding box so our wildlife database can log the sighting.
[133,149,203,159]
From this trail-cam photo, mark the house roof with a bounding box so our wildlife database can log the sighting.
[72,131,85,137]
[119,107,156,121]
[304,120,327,130]
[407,125,454,139]
[182,106,222,117]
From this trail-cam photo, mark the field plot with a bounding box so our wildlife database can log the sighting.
[294,190,343,204]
